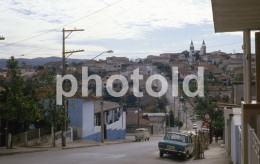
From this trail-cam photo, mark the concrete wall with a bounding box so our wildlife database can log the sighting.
[82,100,95,139]
[231,116,241,164]
[68,98,84,139]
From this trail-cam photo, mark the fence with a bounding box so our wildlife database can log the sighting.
[12,127,73,146]
[248,124,260,164]
[13,128,51,146]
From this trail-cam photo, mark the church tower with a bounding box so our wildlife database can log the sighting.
[200,40,206,55]
[190,40,194,51]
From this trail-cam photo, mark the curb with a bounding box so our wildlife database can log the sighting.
[0,149,48,156]
[0,140,135,156]
[62,140,134,150]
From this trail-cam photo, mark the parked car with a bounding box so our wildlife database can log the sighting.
[158,132,194,159]
[135,128,150,141]
[193,124,197,129]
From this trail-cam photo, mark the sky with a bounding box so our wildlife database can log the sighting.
[0,0,254,60]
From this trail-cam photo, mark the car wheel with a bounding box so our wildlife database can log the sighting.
[182,153,187,161]
[160,150,164,158]
[189,151,194,158]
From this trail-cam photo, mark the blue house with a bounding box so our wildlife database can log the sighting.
[68,98,126,141]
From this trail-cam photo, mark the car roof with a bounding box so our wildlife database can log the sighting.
[166,132,190,136]
[136,128,148,130]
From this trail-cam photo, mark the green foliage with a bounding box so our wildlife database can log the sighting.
[222,95,229,103]
[174,120,183,127]
[169,110,174,127]
[182,50,189,58]
[157,96,167,111]
[194,52,201,61]
[125,94,137,106]
[103,89,121,103]
[0,56,43,135]
[150,106,160,113]
[235,73,243,81]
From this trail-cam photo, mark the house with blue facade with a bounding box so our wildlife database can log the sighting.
[68,98,126,141]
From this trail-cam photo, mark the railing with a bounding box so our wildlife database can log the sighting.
[248,124,260,164]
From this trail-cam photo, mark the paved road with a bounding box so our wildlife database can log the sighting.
[0,137,193,164]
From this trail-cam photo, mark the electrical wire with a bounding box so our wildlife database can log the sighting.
[1,0,123,47]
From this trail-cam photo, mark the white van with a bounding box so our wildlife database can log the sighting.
[135,128,150,141]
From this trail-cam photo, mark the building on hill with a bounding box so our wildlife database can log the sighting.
[189,40,207,57]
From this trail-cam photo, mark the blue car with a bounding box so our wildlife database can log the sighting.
[158,132,194,159]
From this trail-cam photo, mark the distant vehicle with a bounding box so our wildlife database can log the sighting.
[193,124,197,129]
[158,132,194,160]
[135,128,150,141]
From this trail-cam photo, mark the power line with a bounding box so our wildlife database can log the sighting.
[1,0,123,47]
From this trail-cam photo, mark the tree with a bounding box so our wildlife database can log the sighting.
[182,50,189,58]
[193,96,224,143]
[157,96,167,112]
[39,71,67,147]
[0,56,42,148]
[194,52,201,61]
[125,94,137,106]
[169,110,174,127]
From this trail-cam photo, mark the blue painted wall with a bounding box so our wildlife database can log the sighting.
[83,129,126,141]
[68,98,84,126]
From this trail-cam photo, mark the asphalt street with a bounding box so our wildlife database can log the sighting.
[0,136,193,164]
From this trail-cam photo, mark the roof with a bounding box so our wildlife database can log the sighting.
[94,100,121,113]
[167,132,190,136]
[211,0,260,32]
[136,128,148,131]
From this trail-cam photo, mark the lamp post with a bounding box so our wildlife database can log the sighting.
[99,50,113,143]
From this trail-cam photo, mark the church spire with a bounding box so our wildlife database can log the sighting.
[190,40,194,51]
[202,39,205,45]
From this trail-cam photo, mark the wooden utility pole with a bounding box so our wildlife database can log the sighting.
[62,28,84,147]
[100,99,104,143]
[0,36,6,148]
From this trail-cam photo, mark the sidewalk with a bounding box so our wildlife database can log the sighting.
[0,139,133,156]
[188,141,232,164]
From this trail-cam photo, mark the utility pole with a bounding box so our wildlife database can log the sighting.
[0,36,6,147]
[62,28,84,147]
[100,99,104,143]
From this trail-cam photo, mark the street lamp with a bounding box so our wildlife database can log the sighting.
[99,50,113,143]
[91,50,114,61]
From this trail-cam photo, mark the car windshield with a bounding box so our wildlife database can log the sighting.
[164,133,186,142]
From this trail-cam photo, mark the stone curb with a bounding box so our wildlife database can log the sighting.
[0,140,134,156]
[0,149,48,156]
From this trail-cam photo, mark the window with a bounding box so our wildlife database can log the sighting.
[95,113,101,126]
[164,133,186,142]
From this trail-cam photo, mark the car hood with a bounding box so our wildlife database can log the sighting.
[159,139,188,147]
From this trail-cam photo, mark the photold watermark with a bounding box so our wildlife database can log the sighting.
[56,67,204,105]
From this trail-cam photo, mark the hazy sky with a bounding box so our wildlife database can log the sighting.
[0,0,251,60]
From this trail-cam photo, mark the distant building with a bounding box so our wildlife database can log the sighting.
[189,40,207,58]
[44,61,64,70]
[106,56,129,64]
